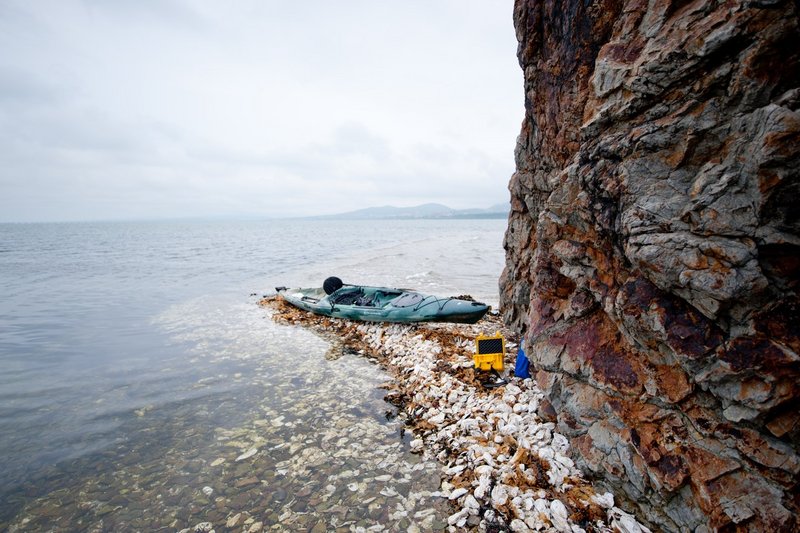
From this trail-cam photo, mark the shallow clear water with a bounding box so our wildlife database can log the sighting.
[0,218,506,530]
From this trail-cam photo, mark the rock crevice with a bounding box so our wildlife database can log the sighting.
[501,0,799,530]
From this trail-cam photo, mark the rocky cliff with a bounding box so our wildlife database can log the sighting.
[500,0,799,530]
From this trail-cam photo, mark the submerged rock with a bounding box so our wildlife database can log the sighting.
[192,522,213,533]
[235,448,258,462]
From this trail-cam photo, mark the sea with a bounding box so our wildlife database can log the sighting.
[0,218,507,531]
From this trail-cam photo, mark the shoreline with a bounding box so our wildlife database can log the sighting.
[260,296,650,532]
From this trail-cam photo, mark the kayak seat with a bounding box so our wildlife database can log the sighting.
[354,294,376,307]
[331,288,363,305]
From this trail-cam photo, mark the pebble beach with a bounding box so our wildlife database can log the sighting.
[261,296,651,533]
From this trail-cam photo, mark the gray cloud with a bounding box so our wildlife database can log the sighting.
[0,0,521,222]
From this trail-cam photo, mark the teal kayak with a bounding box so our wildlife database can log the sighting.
[276,278,490,324]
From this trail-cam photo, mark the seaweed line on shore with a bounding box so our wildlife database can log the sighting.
[260,296,651,533]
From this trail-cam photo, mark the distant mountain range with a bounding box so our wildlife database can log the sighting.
[314,202,510,220]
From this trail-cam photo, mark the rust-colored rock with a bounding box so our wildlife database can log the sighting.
[501,0,800,530]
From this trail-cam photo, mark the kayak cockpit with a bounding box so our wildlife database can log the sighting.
[329,286,403,307]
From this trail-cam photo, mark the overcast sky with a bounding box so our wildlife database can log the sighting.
[0,1,522,222]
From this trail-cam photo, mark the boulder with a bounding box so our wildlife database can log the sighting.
[501,0,800,530]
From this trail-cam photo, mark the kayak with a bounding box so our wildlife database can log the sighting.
[276,278,490,324]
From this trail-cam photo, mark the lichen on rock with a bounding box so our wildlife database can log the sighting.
[500,0,799,531]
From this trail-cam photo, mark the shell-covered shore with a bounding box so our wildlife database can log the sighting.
[261,296,650,532]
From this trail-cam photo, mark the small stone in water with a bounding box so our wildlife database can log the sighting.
[236,448,258,462]
[235,476,259,488]
[202,486,213,496]
[226,513,242,527]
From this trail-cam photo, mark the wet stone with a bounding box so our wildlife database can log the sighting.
[431,518,448,530]
[109,495,127,506]
[235,476,260,488]
[229,492,251,509]
[291,499,308,512]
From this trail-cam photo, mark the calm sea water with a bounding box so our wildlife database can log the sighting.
[0,218,506,530]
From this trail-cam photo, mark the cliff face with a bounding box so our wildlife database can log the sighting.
[500,0,800,530]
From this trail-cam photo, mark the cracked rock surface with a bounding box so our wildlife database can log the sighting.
[500,0,799,531]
